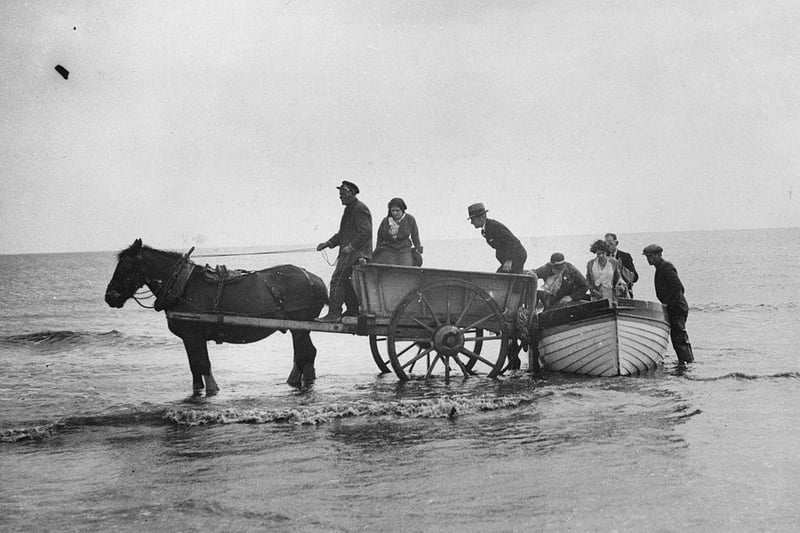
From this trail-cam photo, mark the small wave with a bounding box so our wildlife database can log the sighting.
[165,394,535,426]
[1,396,534,440]
[0,330,113,344]
[0,330,173,350]
[692,302,798,313]
[0,410,166,443]
[685,371,800,382]
[0,422,65,443]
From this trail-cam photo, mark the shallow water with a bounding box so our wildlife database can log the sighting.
[2,229,799,531]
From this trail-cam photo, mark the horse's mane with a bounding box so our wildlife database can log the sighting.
[117,243,182,262]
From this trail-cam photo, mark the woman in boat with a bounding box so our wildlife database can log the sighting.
[372,197,423,266]
[586,239,623,301]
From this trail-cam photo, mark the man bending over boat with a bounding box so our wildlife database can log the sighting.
[467,203,527,273]
[643,244,695,363]
[533,253,588,311]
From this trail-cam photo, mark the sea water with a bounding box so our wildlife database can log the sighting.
[1,228,799,532]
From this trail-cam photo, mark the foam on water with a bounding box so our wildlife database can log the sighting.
[164,393,536,426]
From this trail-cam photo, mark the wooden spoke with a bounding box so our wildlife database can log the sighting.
[459,346,497,369]
[451,353,473,377]
[454,292,480,326]
[409,315,437,332]
[464,311,499,332]
[425,354,443,380]
[399,344,435,371]
[418,293,442,328]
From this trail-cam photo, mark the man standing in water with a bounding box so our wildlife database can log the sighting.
[467,203,527,273]
[316,181,372,322]
[643,244,695,363]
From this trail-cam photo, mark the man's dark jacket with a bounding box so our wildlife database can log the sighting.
[654,260,688,314]
[612,249,639,286]
[534,262,588,302]
[482,218,526,265]
[327,199,372,259]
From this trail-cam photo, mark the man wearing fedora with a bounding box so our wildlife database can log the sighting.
[643,244,695,363]
[467,203,527,273]
[316,181,372,322]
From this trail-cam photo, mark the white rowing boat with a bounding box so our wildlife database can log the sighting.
[533,298,670,376]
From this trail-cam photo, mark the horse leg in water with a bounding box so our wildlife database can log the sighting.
[181,335,220,395]
[286,329,317,388]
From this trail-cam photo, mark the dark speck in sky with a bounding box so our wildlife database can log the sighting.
[55,65,69,79]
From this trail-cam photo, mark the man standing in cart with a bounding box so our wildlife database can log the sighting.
[642,244,695,363]
[316,181,372,322]
[467,203,527,273]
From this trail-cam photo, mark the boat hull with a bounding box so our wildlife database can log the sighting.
[534,299,670,376]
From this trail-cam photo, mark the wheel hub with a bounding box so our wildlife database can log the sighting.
[432,325,464,356]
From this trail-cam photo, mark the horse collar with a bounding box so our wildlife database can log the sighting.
[154,258,196,312]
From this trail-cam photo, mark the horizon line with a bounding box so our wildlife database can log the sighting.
[2,225,798,257]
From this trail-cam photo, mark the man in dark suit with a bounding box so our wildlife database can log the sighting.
[605,232,638,297]
[467,202,527,370]
[643,244,695,363]
[316,180,372,322]
[468,203,527,273]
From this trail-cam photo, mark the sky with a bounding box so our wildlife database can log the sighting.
[2,0,799,254]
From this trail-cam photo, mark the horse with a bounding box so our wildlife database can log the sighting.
[104,239,328,394]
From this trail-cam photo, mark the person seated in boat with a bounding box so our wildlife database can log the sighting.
[372,197,423,266]
[604,232,638,297]
[586,239,625,301]
[467,203,527,273]
[533,252,588,311]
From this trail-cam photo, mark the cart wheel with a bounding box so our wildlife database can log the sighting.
[387,279,508,380]
[369,330,484,374]
[368,334,392,374]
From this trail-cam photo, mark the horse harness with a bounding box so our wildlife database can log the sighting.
[201,264,314,315]
[153,250,197,312]
[148,244,315,315]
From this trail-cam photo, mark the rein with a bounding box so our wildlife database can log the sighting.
[194,247,317,258]
[133,290,155,309]
[195,247,338,266]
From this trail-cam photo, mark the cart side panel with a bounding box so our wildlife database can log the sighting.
[352,264,537,328]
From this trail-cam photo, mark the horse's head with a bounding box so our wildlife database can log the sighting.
[105,238,146,308]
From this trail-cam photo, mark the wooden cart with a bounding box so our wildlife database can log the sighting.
[168,263,537,380]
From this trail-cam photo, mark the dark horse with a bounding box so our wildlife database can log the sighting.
[104,239,328,394]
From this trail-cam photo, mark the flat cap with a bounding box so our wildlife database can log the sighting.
[642,244,663,255]
[549,252,565,265]
[336,180,359,195]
